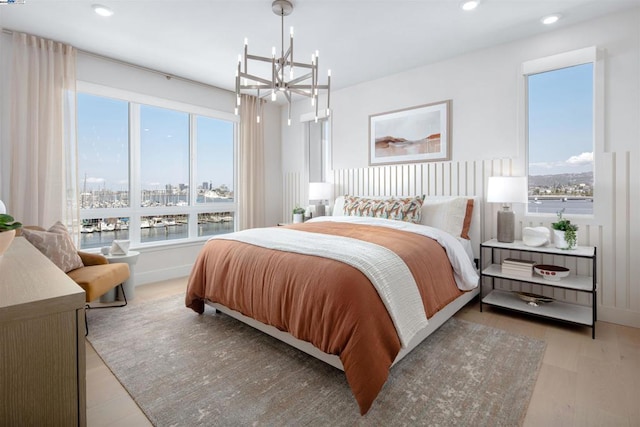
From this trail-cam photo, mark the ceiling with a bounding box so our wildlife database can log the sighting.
[1,0,639,93]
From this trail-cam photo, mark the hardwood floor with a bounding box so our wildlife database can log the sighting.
[86,279,640,426]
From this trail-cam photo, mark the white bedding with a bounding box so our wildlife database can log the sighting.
[307,216,479,291]
[212,226,427,347]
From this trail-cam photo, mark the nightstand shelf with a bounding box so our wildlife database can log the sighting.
[480,239,597,338]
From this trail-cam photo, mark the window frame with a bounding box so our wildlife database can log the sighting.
[520,46,603,219]
[76,81,239,249]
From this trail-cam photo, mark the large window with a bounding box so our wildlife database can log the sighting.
[77,87,237,249]
[524,48,597,215]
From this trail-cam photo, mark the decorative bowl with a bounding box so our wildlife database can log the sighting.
[516,291,554,306]
[534,264,570,281]
[523,226,550,247]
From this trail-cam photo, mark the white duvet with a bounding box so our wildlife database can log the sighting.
[212,217,479,348]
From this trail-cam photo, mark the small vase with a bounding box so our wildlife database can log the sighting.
[553,229,577,250]
[0,229,16,258]
[293,213,304,224]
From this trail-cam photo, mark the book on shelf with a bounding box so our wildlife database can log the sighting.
[501,265,533,278]
[502,258,537,267]
[501,258,536,278]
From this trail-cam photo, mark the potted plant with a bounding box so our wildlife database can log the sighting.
[0,214,23,257]
[551,209,578,250]
[292,206,305,224]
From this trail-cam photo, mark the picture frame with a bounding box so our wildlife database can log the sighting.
[369,100,451,166]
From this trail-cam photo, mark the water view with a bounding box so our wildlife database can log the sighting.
[527,198,593,215]
[80,217,234,249]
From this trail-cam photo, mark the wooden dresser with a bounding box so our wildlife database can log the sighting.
[0,237,86,426]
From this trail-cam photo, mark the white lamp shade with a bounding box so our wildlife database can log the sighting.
[0,200,6,215]
[487,176,528,204]
[309,182,333,201]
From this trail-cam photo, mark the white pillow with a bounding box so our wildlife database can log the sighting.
[22,221,84,273]
[421,197,471,238]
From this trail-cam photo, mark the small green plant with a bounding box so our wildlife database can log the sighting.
[292,206,305,215]
[0,214,22,232]
[551,209,577,249]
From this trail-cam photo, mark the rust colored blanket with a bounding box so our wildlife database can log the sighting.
[186,221,463,414]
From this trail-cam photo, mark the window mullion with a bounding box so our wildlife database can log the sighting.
[189,114,197,239]
[129,102,142,244]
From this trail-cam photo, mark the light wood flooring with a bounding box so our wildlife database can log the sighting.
[86,278,640,426]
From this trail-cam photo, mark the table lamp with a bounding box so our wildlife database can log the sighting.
[487,176,527,243]
[309,182,333,217]
[0,200,5,214]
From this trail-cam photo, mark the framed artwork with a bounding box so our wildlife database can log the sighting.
[369,100,451,166]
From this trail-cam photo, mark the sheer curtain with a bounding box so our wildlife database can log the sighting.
[9,32,78,237]
[238,94,265,230]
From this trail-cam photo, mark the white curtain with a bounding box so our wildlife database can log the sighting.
[9,32,78,237]
[238,94,265,230]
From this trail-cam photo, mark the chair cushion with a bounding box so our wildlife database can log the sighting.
[22,221,84,272]
[67,263,130,302]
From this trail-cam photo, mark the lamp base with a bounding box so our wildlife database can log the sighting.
[315,204,326,217]
[497,209,515,243]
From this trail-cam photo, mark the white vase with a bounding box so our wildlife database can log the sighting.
[553,229,577,249]
[292,213,303,224]
[0,229,16,258]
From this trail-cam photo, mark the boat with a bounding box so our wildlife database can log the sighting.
[151,217,166,228]
[164,218,177,226]
[100,221,115,232]
[81,225,96,233]
[140,219,151,229]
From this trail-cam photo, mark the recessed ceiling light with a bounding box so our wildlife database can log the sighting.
[460,1,480,11]
[541,14,561,25]
[92,4,114,17]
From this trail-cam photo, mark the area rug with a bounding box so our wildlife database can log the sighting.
[87,294,546,426]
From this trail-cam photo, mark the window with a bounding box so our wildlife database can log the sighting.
[78,94,129,209]
[524,47,597,215]
[140,105,189,208]
[77,86,237,250]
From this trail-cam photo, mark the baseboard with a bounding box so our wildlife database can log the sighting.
[598,305,640,329]
[135,264,192,286]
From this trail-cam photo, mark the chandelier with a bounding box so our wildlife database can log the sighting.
[235,0,331,125]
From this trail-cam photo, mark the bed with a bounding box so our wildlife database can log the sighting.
[186,195,481,414]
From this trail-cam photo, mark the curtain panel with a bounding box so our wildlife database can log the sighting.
[9,32,78,238]
[238,94,266,230]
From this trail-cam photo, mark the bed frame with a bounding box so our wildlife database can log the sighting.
[206,195,482,371]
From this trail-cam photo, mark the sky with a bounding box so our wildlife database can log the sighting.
[77,93,234,193]
[528,63,594,177]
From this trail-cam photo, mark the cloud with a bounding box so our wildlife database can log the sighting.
[566,152,593,166]
[530,161,563,170]
[85,177,105,184]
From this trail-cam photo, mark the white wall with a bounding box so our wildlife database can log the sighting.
[281,9,640,327]
[0,35,282,286]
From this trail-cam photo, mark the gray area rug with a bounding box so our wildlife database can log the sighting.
[87,294,546,426]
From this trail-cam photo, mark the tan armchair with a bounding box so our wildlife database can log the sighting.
[19,226,130,334]
[68,251,130,304]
